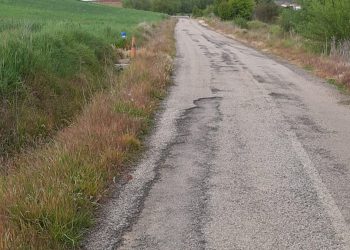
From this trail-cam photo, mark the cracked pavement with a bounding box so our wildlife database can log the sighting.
[85,19,350,250]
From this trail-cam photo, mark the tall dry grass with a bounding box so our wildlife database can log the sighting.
[204,18,350,90]
[0,19,176,249]
[330,39,350,63]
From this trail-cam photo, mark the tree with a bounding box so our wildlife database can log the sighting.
[192,5,204,17]
[151,0,180,14]
[213,0,221,15]
[214,0,254,20]
[230,0,255,20]
[123,0,214,15]
[122,0,152,10]
[179,0,195,13]
[217,1,233,20]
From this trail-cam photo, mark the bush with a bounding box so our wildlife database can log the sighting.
[280,0,350,44]
[203,4,215,16]
[301,0,350,43]
[215,0,254,20]
[123,0,152,10]
[217,1,233,20]
[234,17,248,29]
[247,20,267,30]
[268,24,283,37]
[230,0,255,20]
[151,0,180,15]
[254,1,279,23]
[279,8,302,32]
[192,6,204,17]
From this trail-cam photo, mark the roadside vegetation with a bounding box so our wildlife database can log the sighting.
[0,0,176,248]
[0,16,176,249]
[0,0,164,162]
[201,0,350,90]
[122,0,214,15]
[125,0,350,90]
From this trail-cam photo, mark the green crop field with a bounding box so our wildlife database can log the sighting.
[0,0,163,36]
[0,0,165,158]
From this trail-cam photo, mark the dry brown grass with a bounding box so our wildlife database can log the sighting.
[204,18,350,91]
[0,19,176,249]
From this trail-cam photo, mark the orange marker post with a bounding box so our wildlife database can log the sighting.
[131,36,136,58]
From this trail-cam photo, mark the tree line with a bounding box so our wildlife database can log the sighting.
[123,0,280,23]
[124,0,350,46]
[122,0,214,15]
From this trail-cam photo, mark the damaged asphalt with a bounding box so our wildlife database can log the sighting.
[84,18,350,249]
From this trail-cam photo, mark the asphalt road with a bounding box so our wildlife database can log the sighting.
[85,18,350,249]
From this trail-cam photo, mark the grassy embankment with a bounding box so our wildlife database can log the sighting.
[0,0,176,248]
[203,18,350,92]
[0,0,165,162]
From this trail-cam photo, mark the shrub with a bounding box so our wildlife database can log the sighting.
[217,1,233,20]
[300,0,350,43]
[254,1,279,23]
[123,0,152,10]
[215,0,254,20]
[234,17,248,29]
[203,4,215,16]
[192,6,204,17]
[280,0,350,45]
[279,8,302,32]
[151,0,180,15]
[247,20,267,30]
[268,24,283,37]
[230,0,255,20]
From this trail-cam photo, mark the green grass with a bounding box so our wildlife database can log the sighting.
[0,19,176,249]
[0,0,165,158]
[114,102,149,118]
[327,78,349,94]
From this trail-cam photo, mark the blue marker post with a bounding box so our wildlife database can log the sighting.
[121,32,127,39]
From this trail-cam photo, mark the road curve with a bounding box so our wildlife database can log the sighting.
[85,18,350,249]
